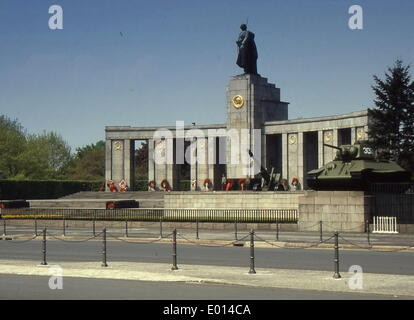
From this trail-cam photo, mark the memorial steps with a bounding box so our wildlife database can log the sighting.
[29,192,165,209]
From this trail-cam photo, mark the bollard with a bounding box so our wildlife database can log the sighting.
[92,219,96,236]
[62,218,66,237]
[333,232,341,279]
[41,228,47,265]
[249,229,256,274]
[101,228,108,267]
[276,221,279,241]
[196,220,199,240]
[3,218,6,236]
[171,229,178,270]
[125,220,128,238]
[234,220,238,241]
[319,220,323,243]
[159,218,163,238]
[366,220,371,245]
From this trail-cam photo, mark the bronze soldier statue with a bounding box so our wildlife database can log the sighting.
[236,24,258,75]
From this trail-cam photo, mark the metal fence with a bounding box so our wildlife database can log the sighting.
[0,207,298,223]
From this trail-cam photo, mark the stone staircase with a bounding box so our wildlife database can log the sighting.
[29,192,165,209]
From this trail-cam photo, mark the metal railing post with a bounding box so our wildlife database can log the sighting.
[196,220,199,240]
[34,217,38,236]
[333,232,341,279]
[234,220,238,241]
[93,219,96,236]
[249,229,256,274]
[319,220,323,243]
[41,228,47,265]
[62,218,66,237]
[171,229,178,270]
[3,218,6,236]
[101,228,108,267]
[125,220,128,238]
[366,220,371,245]
[160,218,163,238]
[276,221,279,241]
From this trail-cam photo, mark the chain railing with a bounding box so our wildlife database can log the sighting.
[2,225,414,279]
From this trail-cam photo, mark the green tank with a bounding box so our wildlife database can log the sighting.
[306,141,411,191]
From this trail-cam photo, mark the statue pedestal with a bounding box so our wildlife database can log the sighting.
[226,74,289,179]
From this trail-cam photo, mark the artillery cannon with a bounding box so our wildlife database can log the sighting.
[307,141,411,191]
[248,150,281,191]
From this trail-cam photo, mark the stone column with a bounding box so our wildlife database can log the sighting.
[105,139,112,191]
[148,138,155,183]
[123,139,135,189]
[282,133,288,180]
[351,127,357,144]
[166,138,174,190]
[297,132,304,188]
[111,140,124,184]
[190,138,198,190]
[287,133,299,182]
[318,130,324,167]
[196,138,209,190]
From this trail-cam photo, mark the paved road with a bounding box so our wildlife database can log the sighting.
[0,274,408,300]
[1,240,414,275]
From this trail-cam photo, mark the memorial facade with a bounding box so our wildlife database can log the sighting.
[105,73,369,191]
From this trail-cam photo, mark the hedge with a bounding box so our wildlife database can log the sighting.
[0,180,103,200]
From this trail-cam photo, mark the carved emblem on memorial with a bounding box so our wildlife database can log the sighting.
[232,95,244,109]
[324,131,333,143]
[289,134,297,145]
[114,141,122,151]
[356,127,365,141]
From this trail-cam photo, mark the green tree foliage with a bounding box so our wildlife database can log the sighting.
[17,132,71,179]
[0,115,26,178]
[135,141,148,180]
[368,60,414,174]
[0,115,71,179]
[67,141,105,180]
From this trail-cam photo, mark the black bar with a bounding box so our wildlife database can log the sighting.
[125,220,128,238]
[249,229,256,274]
[234,220,238,241]
[160,218,163,238]
[196,220,199,240]
[171,229,178,270]
[93,219,96,236]
[41,228,47,266]
[102,228,108,267]
[34,218,38,236]
[333,232,341,279]
[276,221,279,241]
[319,220,323,243]
[366,220,371,245]
[3,218,6,236]
[63,218,66,237]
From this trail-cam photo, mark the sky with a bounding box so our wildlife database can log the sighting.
[1,0,413,152]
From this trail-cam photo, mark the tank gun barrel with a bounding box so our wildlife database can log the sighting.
[323,143,341,151]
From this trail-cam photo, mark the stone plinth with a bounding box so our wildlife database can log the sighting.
[226,74,289,179]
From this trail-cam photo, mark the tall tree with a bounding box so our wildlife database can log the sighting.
[0,115,26,178]
[67,141,105,180]
[368,60,414,171]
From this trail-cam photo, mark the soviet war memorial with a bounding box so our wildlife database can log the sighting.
[1,1,414,307]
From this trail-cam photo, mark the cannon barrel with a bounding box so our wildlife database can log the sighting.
[248,149,270,183]
[323,143,341,151]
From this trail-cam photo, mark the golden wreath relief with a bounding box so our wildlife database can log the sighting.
[232,95,244,109]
